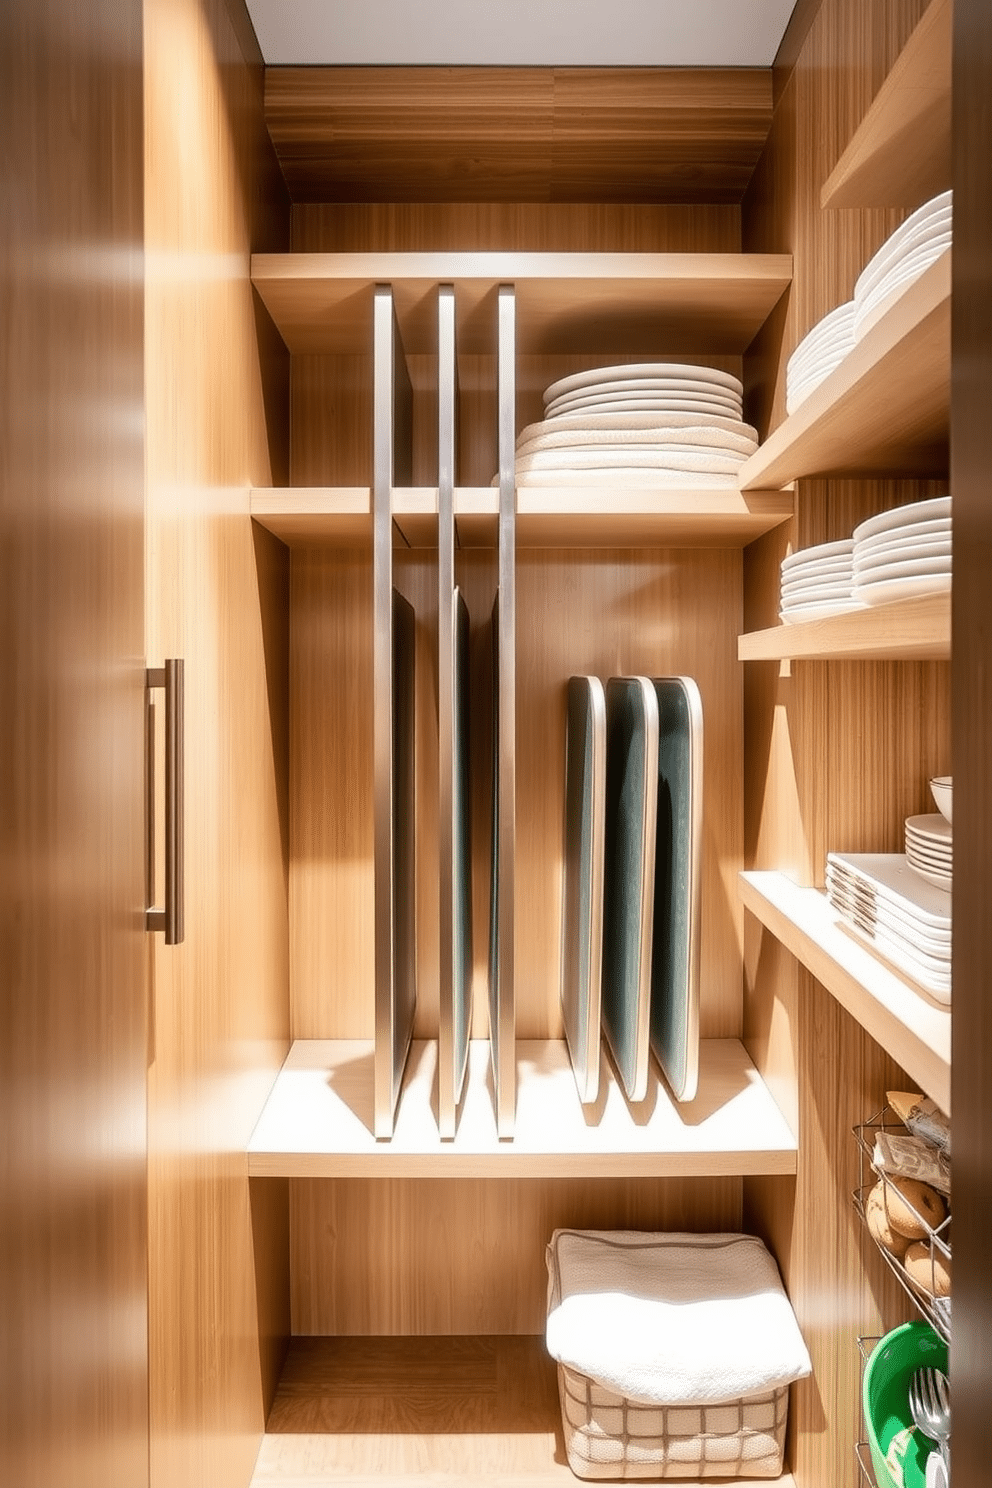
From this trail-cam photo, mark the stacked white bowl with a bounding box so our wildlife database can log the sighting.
[853,190,953,343]
[779,538,859,625]
[851,496,952,608]
[508,363,758,487]
[785,300,856,415]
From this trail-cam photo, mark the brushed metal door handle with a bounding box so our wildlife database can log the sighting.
[145,659,184,945]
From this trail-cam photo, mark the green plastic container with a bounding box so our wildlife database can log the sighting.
[863,1320,948,1488]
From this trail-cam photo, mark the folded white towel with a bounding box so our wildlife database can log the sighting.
[545,1230,812,1407]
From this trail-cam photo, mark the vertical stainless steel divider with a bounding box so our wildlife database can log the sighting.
[493,284,516,1137]
[437,285,467,1139]
[373,285,415,1139]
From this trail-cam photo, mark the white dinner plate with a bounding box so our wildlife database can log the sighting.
[786,354,851,395]
[789,323,857,371]
[545,395,743,421]
[855,223,953,306]
[856,571,952,606]
[906,836,953,865]
[853,554,952,585]
[854,193,952,299]
[854,531,951,566]
[906,863,953,893]
[854,244,952,341]
[781,565,855,593]
[825,851,952,927]
[520,412,756,443]
[825,876,951,953]
[828,895,952,975]
[545,390,742,419]
[543,363,742,404]
[781,538,854,571]
[855,516,951,550]
[512,468,741,487]
[515,426,758,458]
[780,552,855,578]
[905,812,953,845]
[856,235,952,314]
[853,498,952,546]
[781,582,855,606]
[780,600,865,624]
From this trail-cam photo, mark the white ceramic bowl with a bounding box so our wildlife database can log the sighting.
[930,776,953,823]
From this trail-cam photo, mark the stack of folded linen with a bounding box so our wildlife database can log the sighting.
[785,300,856,414]
[853,190,953,342]
[779,537,860,624]
[851,495,952,607]
[826,852,951,1003]
[507,362,758,487]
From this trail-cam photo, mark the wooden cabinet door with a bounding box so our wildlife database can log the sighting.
[0,2,149,1486]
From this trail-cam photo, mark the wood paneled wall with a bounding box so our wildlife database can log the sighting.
[267,68,771,204]
[0,4,149,1486]
[287,203,750,1332]
[949,2,992,1483]
[740,2,952,1485]
[143,1,292,1484]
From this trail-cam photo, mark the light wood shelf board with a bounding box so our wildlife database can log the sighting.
[739,253,950,491]
[247,1036,797,1179]
[252,486,792,549]
[821,0,952,209]
[251,1336,798,1487]
[514,486,792,548]
[738,591,950,661]
[740,871,950,1113]
[251,251,793,356]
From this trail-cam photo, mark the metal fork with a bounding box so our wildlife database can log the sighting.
[909,1366,951,1476]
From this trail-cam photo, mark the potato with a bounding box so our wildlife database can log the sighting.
[878,1175,946,1240]
[904,1240,951,1298]
[865,1181,911,1259]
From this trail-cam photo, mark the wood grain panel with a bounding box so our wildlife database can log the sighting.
[291,202,741,255]
[0,3,148,1484]
[949,0,992,1479]
[741,4,950,1487]
[266,67,771,204]
[252,1335,797,1486]
[143,1,292,1485]
[290,1175,740,1335]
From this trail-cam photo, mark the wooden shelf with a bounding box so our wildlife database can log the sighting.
[738,591,950,662]
[251,250,792,356]
[738,253,950,491]
[251,1335,798,1487]
[251,485,793,549]
[247,1037,798,1179]
[821,0,952,209]
[740,871,950,1114]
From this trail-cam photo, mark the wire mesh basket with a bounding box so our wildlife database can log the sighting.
[853,1106,951,1343]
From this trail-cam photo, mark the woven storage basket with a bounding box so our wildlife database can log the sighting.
[556,1362,788,1480]
[546,1231,801,1481]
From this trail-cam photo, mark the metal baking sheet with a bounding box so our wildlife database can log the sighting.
[560,676,606,1104]
[601,676,658,1102]
[450,587,473,1107]
[649,676,703,1103]
[388,587,418,1123]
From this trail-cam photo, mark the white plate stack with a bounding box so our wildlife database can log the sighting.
[826,852,951,1004]
[779,538,860,624]
[508,363,758,487]
[905,813,952,892]
[785,300,856,414]
[852,496,952,607]
[853,190,953,343]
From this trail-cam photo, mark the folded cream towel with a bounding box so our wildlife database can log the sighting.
[545,1230,811,1407]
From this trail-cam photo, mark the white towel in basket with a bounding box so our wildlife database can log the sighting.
[545,1230,812,1407]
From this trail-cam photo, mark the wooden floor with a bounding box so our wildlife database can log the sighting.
[250,1336,797,1485]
